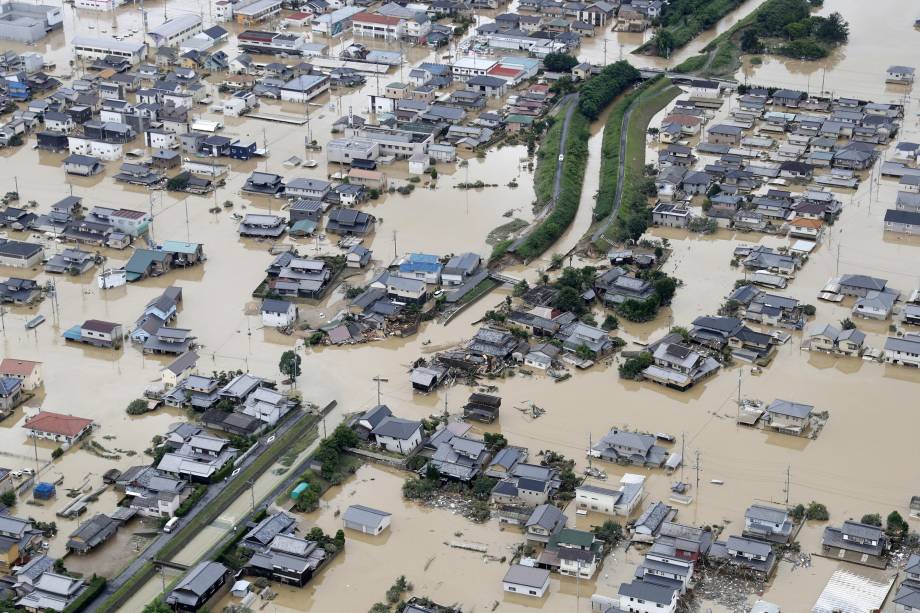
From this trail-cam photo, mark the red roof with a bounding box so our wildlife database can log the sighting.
[353,11,401,25]
[24,411,93,437]
[487,65,522,78]
[0,359,40,377]
[287,11,310,19]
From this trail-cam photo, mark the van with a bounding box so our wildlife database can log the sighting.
[163,517,180,533]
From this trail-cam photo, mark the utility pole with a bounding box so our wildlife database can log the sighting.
[603,38,607,66]
[392,230,398,260]
[372,375,388,406]
[737,368,742,419]
[784,466,790,505]
[835,244,840,276]
[442,389,449,423]
[249,479,256,511]
[694,450,701,491]
[680,433,685,482]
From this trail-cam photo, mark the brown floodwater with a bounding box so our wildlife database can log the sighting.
[737,0,919,100]
[1,1,919,610]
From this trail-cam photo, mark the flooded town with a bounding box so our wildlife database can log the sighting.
[0,0,918,610]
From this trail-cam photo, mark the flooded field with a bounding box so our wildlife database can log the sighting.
[0,0,918,609]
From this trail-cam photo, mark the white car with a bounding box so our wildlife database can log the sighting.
[558,154,564,162]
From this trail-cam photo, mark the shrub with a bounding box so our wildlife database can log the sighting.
[619,352,653,379]
[804,501,829,521]
[126,398,149,415]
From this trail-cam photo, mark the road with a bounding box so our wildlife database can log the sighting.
[591,97,636,244]
[551,95,578,205]
[85,406,333,612]
[508,93,578,253]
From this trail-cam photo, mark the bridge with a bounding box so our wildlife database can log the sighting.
[151,560,189,572]
[488,272,522,286]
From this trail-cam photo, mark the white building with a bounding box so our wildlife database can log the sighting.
[67,136,123,161]
[310,5,363,36]
[73,0,124,10]
[884,334,920,367]
[73,36,147,64]
[371,416,422,454]
[234,0,283,23]
[0,359,43,391]
[575,484,622,515]
[261,299,298,327]
[279,74,329,103]
[451,57,497,82]
[145,129,177,149]
[352,11,404,41]
[327,138,379,164]
[502,565,550,598]
[148,15,202,48]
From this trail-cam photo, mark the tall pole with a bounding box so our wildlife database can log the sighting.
[680,433,685,482]
[785,466,790,505]
[694,450,700,491]
[372,376,388,405]
[32,433,39,478]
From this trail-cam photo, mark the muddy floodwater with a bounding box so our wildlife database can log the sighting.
[1,0,919,609]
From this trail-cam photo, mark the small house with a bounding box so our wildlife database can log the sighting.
[261,299,298,328]
[342,504,391,535]
[502,565,550,599]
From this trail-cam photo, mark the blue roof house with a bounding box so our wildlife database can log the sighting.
[397,253,442,284]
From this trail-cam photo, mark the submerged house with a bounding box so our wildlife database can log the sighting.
[642,342,720,390]
[589,428,667,468]
[821,521,888,568]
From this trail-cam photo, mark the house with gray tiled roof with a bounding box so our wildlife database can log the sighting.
[821,520,887,568]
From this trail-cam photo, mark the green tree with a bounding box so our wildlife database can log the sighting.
[860,513,882,526]
[740,28,762,53]
[790,503,806,521]
[814,11,848,43]
[575,344,594,361]
[886,510,909,538]
[805,501,829,520]
[840,318,856,330]
[619,352,653,379]
[652,277,677,304]
[592,520,623,544]
[0,490,15,507]
[143,598,173,613]
[51,447,63,460]
[602,314,619,331]
[553,286,584,315]
[513,278,530,297]
[483,432,508,450]
[126,398,149,415]
[543,52,579,72]
[472,476,497,500]
[279,350,302,387]
[653,30,675,57]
